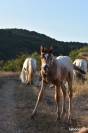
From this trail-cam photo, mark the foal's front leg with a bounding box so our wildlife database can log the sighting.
[31,79,44,118]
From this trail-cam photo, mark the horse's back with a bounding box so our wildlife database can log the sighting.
[56,56,73,71]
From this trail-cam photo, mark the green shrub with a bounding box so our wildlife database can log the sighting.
[69,46,88,61]
[1,52,40,71]
[69,50,79,61]
[2,60,16,71]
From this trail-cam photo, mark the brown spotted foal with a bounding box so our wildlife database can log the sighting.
[31,46,73,122]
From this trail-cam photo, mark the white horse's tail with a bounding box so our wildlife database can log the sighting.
[20,68,27,83]
[28,59,34,85]
[20,58,37,84]
[20,58,29,84]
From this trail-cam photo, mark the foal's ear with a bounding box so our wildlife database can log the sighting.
[40,45,47,53]
[40,45,44,52]
[49,46,53,53]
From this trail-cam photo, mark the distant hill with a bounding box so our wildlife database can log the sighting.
[0,28,88,60]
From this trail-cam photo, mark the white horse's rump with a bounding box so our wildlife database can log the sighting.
[20,58,37,84]
[73,59,87,73]
[73,59,88,81]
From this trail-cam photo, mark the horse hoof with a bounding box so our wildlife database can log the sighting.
[67,117,72,124]
[30,113,36,120]
[56,115,60,121]
[60,112,67,120]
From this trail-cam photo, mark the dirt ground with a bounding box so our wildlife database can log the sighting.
[0,72,88,133]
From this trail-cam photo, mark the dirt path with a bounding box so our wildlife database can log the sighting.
[0,74,87,133]
[0,78,17,133]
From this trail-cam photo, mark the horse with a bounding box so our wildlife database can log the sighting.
[73,58,88,82]
[31,46,85,122]
[20,57,37,85]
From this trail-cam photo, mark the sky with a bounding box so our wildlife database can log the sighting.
[0,0,88,42]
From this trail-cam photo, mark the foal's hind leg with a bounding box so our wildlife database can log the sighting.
[68,80,73,122]
[60,82,66,119]
[54,84,60,120]
[31,79,44,118]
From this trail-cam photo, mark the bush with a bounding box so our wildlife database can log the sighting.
[2,60,16,71]
[69,50,79,61]
[69,46,88,61]
[1,52,40,71]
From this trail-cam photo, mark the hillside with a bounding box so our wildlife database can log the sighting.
[0,28,88,60]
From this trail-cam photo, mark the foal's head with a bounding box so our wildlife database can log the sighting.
[40,46,54,74]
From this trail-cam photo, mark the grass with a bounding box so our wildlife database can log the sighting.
[15,76,88,132]
[73,74,88,97]
[15,81,70,133]
[0,72,88,133]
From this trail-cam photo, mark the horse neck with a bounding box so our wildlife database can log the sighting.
[49,58,57,75]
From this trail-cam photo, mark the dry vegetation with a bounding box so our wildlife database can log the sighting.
[73,81,88,122]
[0,72,88,133]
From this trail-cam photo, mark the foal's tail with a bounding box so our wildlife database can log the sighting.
[73,64,86,74]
